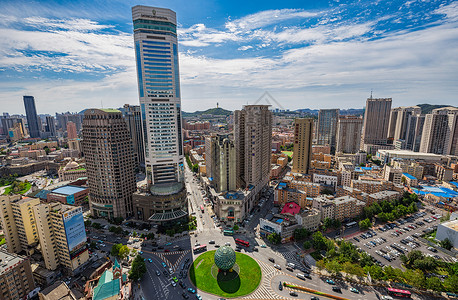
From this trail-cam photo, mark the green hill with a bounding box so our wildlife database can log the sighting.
[183,107,232,117]
[417,104,456,115]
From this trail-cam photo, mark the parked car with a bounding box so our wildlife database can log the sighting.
[326,279,335,285]
[269,258,275,263]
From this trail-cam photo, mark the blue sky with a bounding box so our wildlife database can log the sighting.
[0,0,457,114]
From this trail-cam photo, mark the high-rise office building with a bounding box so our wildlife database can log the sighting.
[0,195,40,255]
[131,6,188,225]
[387,106,421,149]
[412,114,425,152]
[82,109,136,219]
[122,104,145,168]
[205,135,214,180]
[420,107,458,155]
[23,96,40,138]
[45,116,56,137]
[208,135,236,193]
[292,118,313,174]
[317,109,339,152]
[361,97,392,148]
[67,121,77,139]
[336,116,363,154]
[234,105,272,189]
[56,113,83,132]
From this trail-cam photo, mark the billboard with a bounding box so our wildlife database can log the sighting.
[66,194,75,205]
[63,207,87,252]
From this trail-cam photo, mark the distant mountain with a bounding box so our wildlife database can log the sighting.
[417,104,456,115]
[294,108,364,116]
[183,107,232,117]
[295,109,319,114]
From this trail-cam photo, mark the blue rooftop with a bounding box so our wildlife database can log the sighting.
[52,185,86,195]
[450,182,458,189]
[412,185,458,199]
[276,219,283,224]
[403,173,416,180]
[35,190,51,200]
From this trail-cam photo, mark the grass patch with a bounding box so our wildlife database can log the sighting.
[0,239,5,246]
[281,151,293,158]
[189,250,261,298]
[3,182,31,195]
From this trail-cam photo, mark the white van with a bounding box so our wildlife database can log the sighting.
[287,263,295,269]
[296,273,305,280]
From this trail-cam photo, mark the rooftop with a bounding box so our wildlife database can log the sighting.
[403,173,417,180]
[52,185,87,195]
[281,201,301,215]
[412,185,458,199]
[442,219,458,231]
[0,249,25,275]
[40,281,77,300]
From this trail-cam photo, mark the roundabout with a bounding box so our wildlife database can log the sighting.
[189,249,262,298]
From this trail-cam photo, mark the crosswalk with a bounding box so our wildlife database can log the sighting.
[154,250,190,271]
[241,259,287,300]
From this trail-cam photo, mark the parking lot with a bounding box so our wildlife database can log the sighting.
[349,209,457,269]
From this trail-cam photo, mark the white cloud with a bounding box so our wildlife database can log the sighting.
[238,45,253,51]
[434,2,458,21]
[178,23,241,47]
[225,9,319,32]
[23,16,114,31]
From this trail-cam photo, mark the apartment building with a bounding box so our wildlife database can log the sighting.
[351,179,393,194]
[0,250,35,300]
[0,195,40,255]
[292,118,313,174]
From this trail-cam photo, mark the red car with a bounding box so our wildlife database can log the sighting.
[164,249,170,252]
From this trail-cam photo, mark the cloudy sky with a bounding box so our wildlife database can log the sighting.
[0,0,457,114]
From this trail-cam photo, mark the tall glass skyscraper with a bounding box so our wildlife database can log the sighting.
[132,6,187,225]
[23,96,40,138]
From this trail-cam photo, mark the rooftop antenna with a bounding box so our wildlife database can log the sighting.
[370,89,373,99]
[217,102,219,108]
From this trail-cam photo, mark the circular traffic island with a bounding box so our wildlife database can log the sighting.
[189,249,261,298]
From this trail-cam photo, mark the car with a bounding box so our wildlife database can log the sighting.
[162,262,167,268]
[253,247,258,252]
[235,248,241,252]
[165,242,172,246]
[278,281,283,291]
[148,258,153,263]
[209,240,215,244]
[350,287,359,293]
[182,293,190,299]
[179,281,186,288]
[326,279,335,285]
[214,244,220,248]
[163,270,168,276]
[164,249,170,252]
[169,268,173,274]
[332,287,341,293]
[195,294,202,300]
[171,281,177,287]
[353,237,360,242]
[286,267,294,272]
[269,258,275,263]
[139,251,143,255]
[289,291,298,297]
[260,245,267,248]
[274,264,281,270]
[172,276,178,282]
[187,288,196,294]
[311,297,320,300]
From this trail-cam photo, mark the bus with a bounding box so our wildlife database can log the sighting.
[387,288,411,298]
[235,238,250,247]
[346,221,357,228]
[200,205,205,213]
[223,230,234,236]
[193,244,207,254]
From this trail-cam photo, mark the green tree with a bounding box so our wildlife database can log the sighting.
[147,233,155,240]
[326,259,342,275]
[233,224,239,231]
[364,264,384,281]
[316,259,326,270]
[426,276,443,292]
[84,220,92,227]
[403,269,426,289]
[92,222,102,229]
[113,216,124,225]
[312,231,327,251]
[110,243,122,257]
[359,218,372,230]
[294,228,311,241]
[440,238,453,250]
[444,275,458,293]
[118,245,130,260]
[323,218,333,230]
[267,232,281,244]
[132,231,137,238]
[192,164,199,173]
[129,255,147,281]
[303,241,312,250]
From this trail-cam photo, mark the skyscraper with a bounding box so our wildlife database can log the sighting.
[234,105,272,189]
[208,135,236,193]
[23,96,40,138]
[420,107,458,155]
[82,109,136,219]
[387,106,421,149]
[361,97,392,148]
[292,118,313,174]
[336,116,363,154]
[132,6,188,225]
[122,104,145,169]
[45,116,56,137]
[67,121,77,139]
[317,109,339,152]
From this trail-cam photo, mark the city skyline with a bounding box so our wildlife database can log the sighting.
[0,0,457,114]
